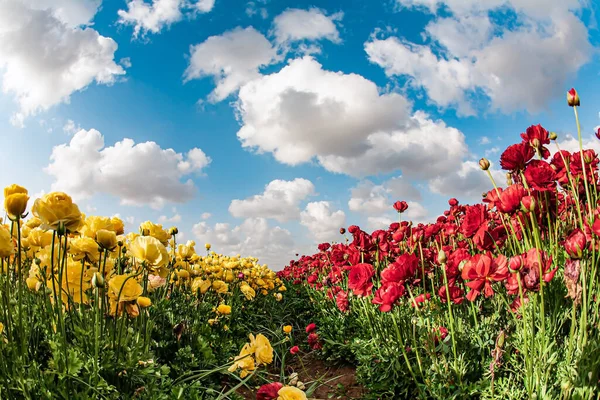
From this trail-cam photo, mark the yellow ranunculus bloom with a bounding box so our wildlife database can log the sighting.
[217,304,231,315]
[176,240,196,261]
[96,229,118,251]
[274,293,283,301]
[4,184,29,219]
[46,259,91,306]
[108,275,143,302]
[283,325,292,334]
[212,280,228,294]
[137,296,152,308]
[25,217,41,229]
[111,216,125,235]
[69,237,101,264]
[129,236,170,270]
[191,278,211,294]
[80,216,114,238]
[228,343,256,378]
[0,225,14,258]
[250,333,273,366]
[26,277,41,291]
[139,221,171,245]
[26,228,53,248]
[277,386,307,400]
[240,283,256,300]
[32,192,83,233]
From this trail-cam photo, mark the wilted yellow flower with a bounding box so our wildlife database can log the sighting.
[250,333,273,366]
[137,296,152,308]
[4,184,29,219]
[111,216,125,235]
[129,236,170,270]
[228,343,256,378]
[32,192,82,233]
[96,229,118,251]
[0,225,14,258]
[80,216,114,238]
[139,221,171,245]
[208,318,217,326]
[212,280,228,294]
[240,283,256,300]
[283,325,292,334]
[277,386,307,400]
[217,304,231,315]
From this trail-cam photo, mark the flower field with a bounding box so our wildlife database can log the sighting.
[1,92,600,399]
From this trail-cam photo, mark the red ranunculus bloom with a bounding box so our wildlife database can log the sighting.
[380,253,418,284]
[289,346,300,355]
[318,243,331,252]
[500,142,534,171]
[461,253,509,301]
[372,282,405,312]
[523,160,557,192]
[307,332,322,350]
[393,200,409,213]
[305,323,317,333]
[564,228,587,259]
[438,285,464,304]
[347,263,375,297]
[411,293,431,308]
[460,204,486,238]
[257,382,284,400]
[336,290,349,313]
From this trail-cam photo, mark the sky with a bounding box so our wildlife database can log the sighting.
[1,0,600,270]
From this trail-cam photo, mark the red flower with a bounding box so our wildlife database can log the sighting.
[289,346,300,355]
[257,382,284,400]
[567,88,580,107]
[592,218,600,236]
[318,243,331,252]
[433,326,449,345]
[307,332,322,350]
[565,228,586,259]
[460,204,486,238]
[523,160,557,192]
[461,253,509,301]
[520,124,550,158]
[596,127,600,141]
[335,290,349,313]
[500,142,534,171]
[449,198,459,207]
[380,253,418,284]
[411,293,431,308]
[347,263,375,297]
[393,201,409,213]
[305,323,317,333]
[372,282,405,312]
[438,285,464,304]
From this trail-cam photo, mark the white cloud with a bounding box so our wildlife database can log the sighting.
[554,133,600,155]
[117,0,215,38]
[348,177,421,215]
[485,147,500,157]
[367,0,592,114]
[272,8,343,45]
[229,178,315,222]
[0,1,125,126]
[192,218,297,269]
[45,128,211,209]
[201,212,212,219]
[184,27,278,102]
[158,210,182,223]
[63,119,80,134]
[300,201,346,243]
[428,160,504,198]
[479,136,491,145]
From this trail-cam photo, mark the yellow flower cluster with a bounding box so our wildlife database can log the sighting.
[228,333,274,378]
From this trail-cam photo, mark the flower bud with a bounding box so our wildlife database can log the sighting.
[549,132,558,140]
[169,227,178,235]
[567,88,580,107]
[438,249,447,264]
[96,229,118,251]
[479,158,490,171]
[205,243,211,251]
[508,255,523,272]
[4,184,29,220]
[520,196,535,213]
[92,272,105,288]
[565,228,586,259]
[339,227,346,235]
[137,296,152,308]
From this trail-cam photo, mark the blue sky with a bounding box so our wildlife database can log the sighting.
[1,0,599,269]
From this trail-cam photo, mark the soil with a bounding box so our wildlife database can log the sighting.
[235,353,366,399]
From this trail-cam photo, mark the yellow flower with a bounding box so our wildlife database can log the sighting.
[137,296,152,308]
[31,192,83,233]
[217,304,231,315]
[26,228,53,248]
[108,275,143,302]
[205,243,211,251]
[46,259,91,306]
[250,333,273,366]
[26,277,41,291]
[25,217,41,229]
[283,325,292,334]
[191,278,211,294]
[0,322,4,335]
[212,280,228,294]
[96,229,118,251]
[139,221,171,245]
[274,293,283,302]
[129,236,170,270]
[176,240,196,261]
[277,386,307,400]
[80,216,114,238]
[0,225,14,258]
[228,343,256,378]
[4,184,29,219]
[240,283,256,300]
[69,237,101,264]
[111,216,125,235]
[176,269,190,280]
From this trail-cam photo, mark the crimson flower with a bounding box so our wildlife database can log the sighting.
[438,285,464,304]
[523,160,557,192]
[335,290,349,313]
[461,253,509,301]
[257,382,284,400]
[380,253,418,284]
[305,323,316,333]
[290,346,300,355]
[347,263,375,297]
[411,293,431,308]
[567,88,580,107]
[372,282,405,312]
[565,228,586,259]
[307,332,322,350]
[318,243,331,252]
[460,204,486,238]
[393,200,409,213]
[500,142,534,171]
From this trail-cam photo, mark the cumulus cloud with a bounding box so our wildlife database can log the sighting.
[366,0,592,114]
[192,218,297,269]
[118,0,215,38]
[349,177,421,215]
[272,8,343,45]
[45,128,211,209]
[184,27,278,102]
[0,1,125,126]
[229,178,315,222]
[428,160,504,198]
[300,201,346,243]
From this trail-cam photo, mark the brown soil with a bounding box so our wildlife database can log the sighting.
[235,353,366,399]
